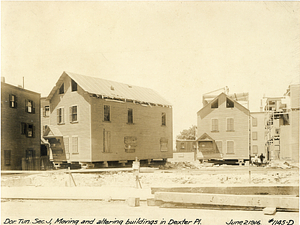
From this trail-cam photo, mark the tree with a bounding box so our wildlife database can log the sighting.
[176,125,197,140]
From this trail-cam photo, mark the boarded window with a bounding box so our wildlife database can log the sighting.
[212,119,218,131]
[252,132,257,140]
[44,106,50,117]
[4,150,11,166]
[227,141,234,154]
[160,138,168,152]
[59,83,64,94]
[71,79,77,92]
[9,94,17,108]
[103,129,111,153]
[162,112,166,126]
[216,141,222,153]
[252,118,257,127]
[72,136,78,153]
[64,137,69,153]
[226,98,234,108]
[252,145,258,154]
[104,105,110,122]
[211,100,218,108]
[69,106,78,122]
[57,108,64,124]
[128,108,133,124]
[124,136,137,153]
[227,118,234,131]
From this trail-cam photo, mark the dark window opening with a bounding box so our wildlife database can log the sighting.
[162,112,166,126]
[9,94,17,108]
[69,106,78,122]
[59,83,64,94]
[4,150,11,166]
[128,108,133,124]
[226,98,234,108]
[104,105,110,122]
[57,108,64,124]
[71,80,77,92]
[27,124,34,138]
[211,100,218,108]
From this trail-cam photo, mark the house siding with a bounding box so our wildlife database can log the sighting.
[250,112,266,157]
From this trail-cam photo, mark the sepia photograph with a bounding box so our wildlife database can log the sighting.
[1,1,299,225]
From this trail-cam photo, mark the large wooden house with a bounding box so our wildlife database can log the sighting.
[1,80,41,170]
[197,92,250,163]
[43,71,173,167]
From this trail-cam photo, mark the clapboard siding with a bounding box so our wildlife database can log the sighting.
[91,97,173,162]
[197,93,249,159]
[49,75,92,162]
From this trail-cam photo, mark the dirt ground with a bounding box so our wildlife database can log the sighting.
[1,160,299,188]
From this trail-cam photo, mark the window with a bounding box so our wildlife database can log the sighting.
[25,100,35,113]
[103,129,111,153]
[216,141,222,153]
[211,99,218,108]
[72,136,78,154]
[27,124,34,138]
[252,145,258,154]
[43,125,48,135]
[252,118,257,127]
[128,108,133,124]
[211,119,218,132]
[104,105,110,122]
[44,106,50,117]
[69,106,78,123]
[162,112,166,126]
[226,98,234,108]
[160,138,168,151]
[4,150,11,166]
[227,141,234,154]
[227,118,234,131]
[64,137,69,153]
[71,80,77,92]
[9,94,17,108]
[252,132,257,140]
[59,83,64,94]
[57,107,65,124]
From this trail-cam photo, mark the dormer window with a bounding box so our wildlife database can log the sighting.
[59,83,64,94]
[211,99,218,108]
[71,80,77,92]
[226,98,234,108]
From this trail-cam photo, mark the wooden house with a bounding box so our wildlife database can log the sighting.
[43,71,173,167]
[197,92,250,163]
[174,139,197,161]
[1,80,41,170]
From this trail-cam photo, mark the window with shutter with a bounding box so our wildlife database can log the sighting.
[25,99,35,113]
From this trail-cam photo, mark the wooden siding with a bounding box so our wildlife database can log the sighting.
[176,140,197,152]
[197,93,249,160]
[49,75,92,162]
[250,112,266,156]
[1,82,41,170]
[91,97,173,162]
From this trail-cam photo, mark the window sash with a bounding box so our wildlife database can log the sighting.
[227,118,234,131]
[57,108,64,124]
[252,132,257,140]
[72,137,78,153]
[212,119,218,131]
[252,118,257,127]
[104,105,110,121]
[128,108,133,123]
[70,106,78,122]
[162,112,166,126]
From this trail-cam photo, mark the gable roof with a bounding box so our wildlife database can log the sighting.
[47,71,172,107]
[197,92,250,116]
[196,133,214,141]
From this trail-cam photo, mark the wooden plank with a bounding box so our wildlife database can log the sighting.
[155,192,299,209]
[151,186,299,196]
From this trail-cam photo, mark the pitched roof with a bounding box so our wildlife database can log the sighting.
[47,71,171,106]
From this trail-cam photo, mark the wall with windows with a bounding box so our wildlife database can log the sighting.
[197,93,249,160]
[1,82,41,170]
[48,76,92,162]
[90,97,173,162]
[250,112,266,157]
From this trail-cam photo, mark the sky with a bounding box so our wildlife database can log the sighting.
[1,1,300,139]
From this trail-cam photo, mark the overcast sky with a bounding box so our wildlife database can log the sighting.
[2,1,299,138]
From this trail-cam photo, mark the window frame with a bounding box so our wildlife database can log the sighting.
[211,118,219,132]
[69,105,78,123]
[25,99,35,114]
[104,105,111,122]
[161,112,166,126]
[57,107,65,124]
[252,131,258,140]
[226,98,234,108]
[9,94,17,108]
[72,136,79,154]
[44,106,50,117]
[127,108,133,124]
[26,124,34,138]
[226,117,234,132]
[252,117,257,127]
[226,140,234,154]
[71,79,77,92]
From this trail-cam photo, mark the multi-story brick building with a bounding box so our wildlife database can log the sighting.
[43,71,173,167]
[1,80,41,170]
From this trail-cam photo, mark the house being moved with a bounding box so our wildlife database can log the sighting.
[43,71,173,167]
[197,92,250,163]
